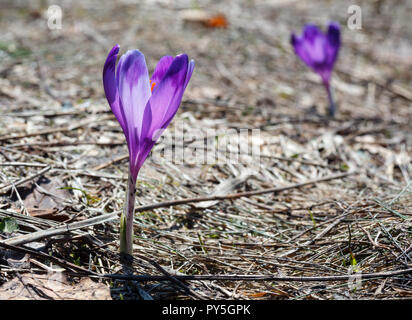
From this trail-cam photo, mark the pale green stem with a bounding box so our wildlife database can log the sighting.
[119,170,136,256]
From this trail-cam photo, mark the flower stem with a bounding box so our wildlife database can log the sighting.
[325,83,336,117]
[120,170,136,256]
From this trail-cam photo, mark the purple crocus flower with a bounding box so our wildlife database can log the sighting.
[291,22,341,116]
[103,44,194,255]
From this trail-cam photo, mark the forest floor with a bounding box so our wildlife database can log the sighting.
[0,0,411,300]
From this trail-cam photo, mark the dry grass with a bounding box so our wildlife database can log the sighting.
[0,0,411,300]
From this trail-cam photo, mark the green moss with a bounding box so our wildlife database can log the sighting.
[0,41,32,58]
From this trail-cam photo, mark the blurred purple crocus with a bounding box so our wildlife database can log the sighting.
[103,44,194,255]
[291,22,341,116]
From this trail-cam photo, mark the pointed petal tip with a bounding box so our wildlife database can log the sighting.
[150,55,174,84]
[108,44,120,56]
[176,53,189,59]
[188,58,195,69]
[327,21,341,46]
[165,54,189,76]
[117,49,149,83]
[184,59,195,89]
[290,33,298,45]
[123,49,145,59]
[303,23,319,31]
[328,21,341,30]
[174,54,189,67]
[303,24,321,37]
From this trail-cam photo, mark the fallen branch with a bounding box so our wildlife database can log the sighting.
[1,212,119,246]
[93,154,129,171]
[0,172,354,246]
[96,267,412,282]
[134,171,356,212]
[2,241,409,284]
[0,165,52,194]
[0,116,113,142]
[0,242,96,275]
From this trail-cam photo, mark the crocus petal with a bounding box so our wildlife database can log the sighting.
[150,55,174,85]
[326,22,341,67]
[103,45,128,134]
[303,25,327,65]
[104,46,194,178]
[103,45,119,107]
[291,22,341,85]
[147,54,188,138]
[303,24,322,42]
[184,59,195,90]
[291,33,314,68]
[135,101,156,172]
[116,50,151,140]
[290,23,341,115]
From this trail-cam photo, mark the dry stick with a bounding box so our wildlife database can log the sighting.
[265,155,340,169]
[344,125,397,143]
[0,162,126,180]
[288,212,347,243]
[3,108,111,118]
[0,126,76,142]
[337,68,412,102]
[94,151,337,172]
[174,143,341,170]
[93,154,129,171]
[279,205,356,258]
[1,172,354,246]
[1,241,410,284]
[4,228,198,299]
[0,241,97,276]
[310,213,348,243]
[134,253,207,300]
[1,211,120,246]
[35,56,62,104]
[0,208,59,228]
[0,165,52,194]
[0,162,49,168]
[0,115,113,142]
[96,267,412,282]
[133,171,356,213]
[7,141,125,148]
[3,110,85,118]
[162,128,341,170]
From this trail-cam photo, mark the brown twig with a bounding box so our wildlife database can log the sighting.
[0,165,52,194]
[96,267,412,282]
[0,116,113,142]
[93,154,129,171]
[0,242,96,276]
[134,171,356,213]
[1,211,119,246]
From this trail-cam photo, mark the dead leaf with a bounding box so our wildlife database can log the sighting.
[247,292,268,297]
[11,177,72,221]
[26,208,70,222]
[205,14,228,28]
[181,9,228,28]
[23,177,71,209]
[0,273,111,300]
